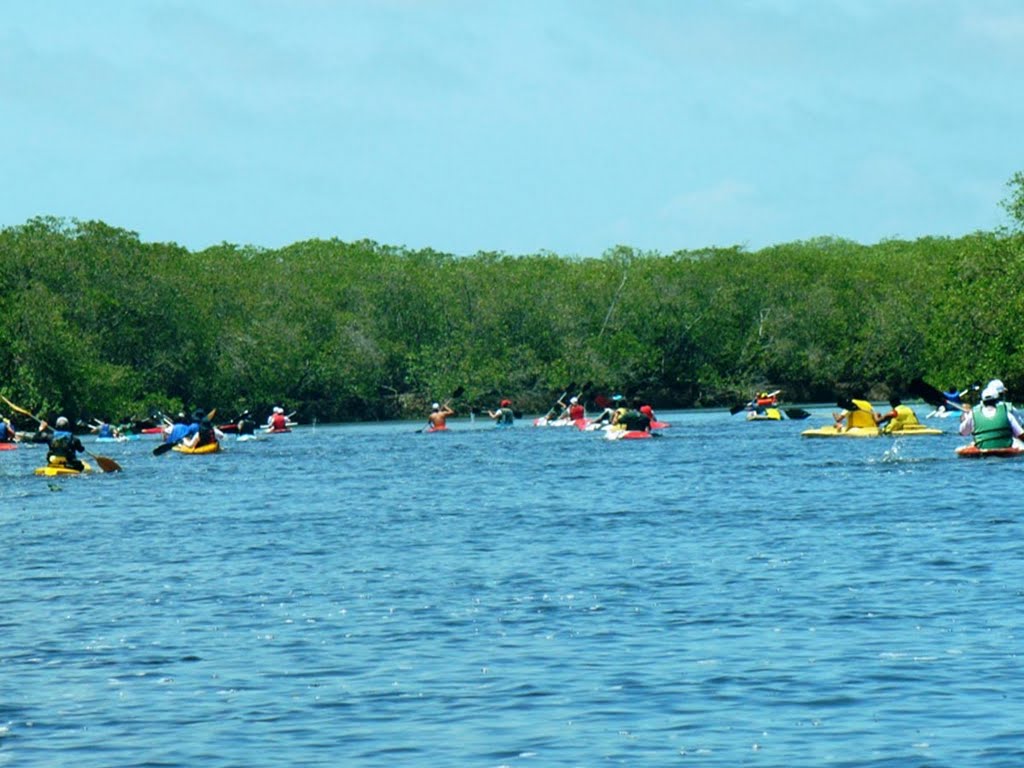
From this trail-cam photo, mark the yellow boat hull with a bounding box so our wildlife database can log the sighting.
[173,442,222,455]
[35,460,94,476]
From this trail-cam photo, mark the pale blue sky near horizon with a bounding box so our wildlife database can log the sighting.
[2,1,1021,256]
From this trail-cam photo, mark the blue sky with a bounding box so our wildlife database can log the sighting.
[3,1,1022,256]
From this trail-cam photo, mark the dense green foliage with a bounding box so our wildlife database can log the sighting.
[2,214,1023,424]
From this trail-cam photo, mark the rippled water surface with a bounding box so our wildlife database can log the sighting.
[3,408,1024,766]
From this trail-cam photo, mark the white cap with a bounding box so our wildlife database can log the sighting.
[55,416,69,427]
[432,402,440,410]
[569,397,578,404]
[988,379,1006,394]
[981,385,1000,403]
[273,406,284,414]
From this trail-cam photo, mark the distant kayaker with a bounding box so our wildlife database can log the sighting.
[487,399,515,426]
[1,416,15,443]
[236,410,257,436]
[427,401,455,430]
[960,384,1024,449]
[45,416,87,471]
[267,406,289,432]
[833,398,877,431]
[590,394,623,427]
[182,409,218,449]
[874,396,921,434]
[566,396,585,421]
[613,399,652,432]
[163,412,195,445]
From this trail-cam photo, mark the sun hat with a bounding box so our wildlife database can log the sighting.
[981,385,1000,403]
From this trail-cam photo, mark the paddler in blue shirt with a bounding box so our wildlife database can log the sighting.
[0,415,14,443]
[45,416,87,471]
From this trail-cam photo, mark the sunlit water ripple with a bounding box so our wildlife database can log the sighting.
[2,408,1023,766]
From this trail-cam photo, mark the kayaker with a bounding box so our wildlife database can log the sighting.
[833,398,877,431]
[427,401,455,430]
[0,416,15,443]
[960,384,1024,449]
[267,406,289,431]
[45,416,87,471]
[236,410,257,436]
[182,409,218,449]
[163,412,195,445]
[590,394,623,427]
[91,419,121,439]
[613,399,652,432]
[487,399,515,426]
[874,396,921,434]
[566,396,585,421]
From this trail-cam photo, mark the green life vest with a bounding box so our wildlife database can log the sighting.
[973,402,1013,449]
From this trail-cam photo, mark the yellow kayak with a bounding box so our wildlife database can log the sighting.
[746,408,782,421]
[802,425,881,438]
[802,424,942,438]
[35,459,94,476]
[173,442,222,455]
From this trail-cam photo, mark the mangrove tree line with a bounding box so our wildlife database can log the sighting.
[1,207,1023,424]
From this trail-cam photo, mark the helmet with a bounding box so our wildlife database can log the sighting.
[55,416,69,428]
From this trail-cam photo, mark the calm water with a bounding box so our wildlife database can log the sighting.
[2,408,1023,767]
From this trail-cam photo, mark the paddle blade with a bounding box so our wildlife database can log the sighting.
[784,408,811,420]
[153,441,177,456]
[837,398,859,411]
[729,403,749,415]
[452,386,465,400]
[908,378,949,408]
[93,454,122,472]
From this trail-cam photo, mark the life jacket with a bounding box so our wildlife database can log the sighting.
[270,413,288,430]
[882,404,920,433]
[98,423,114,438]
[972,402,1013,449]
[497,407,514,425]
[847,399,877,429]
[620,410,651,431]
[756,395,777,407]
[568,404,585,420]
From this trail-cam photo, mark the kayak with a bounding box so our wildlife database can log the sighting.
[265,427,292,434]
[0,442,16,451]
[236,434,265,442]
[604,429,654,440]
[532,417,576,427]
[173,442,222,455]
[650,420,671,429]
[802,425,881,438]
[35,460,93,476]
[802,424,942,438]
[746,408,782,421]
[424,426,448,433]
[881,424,943,437]
[955,444,1024,458]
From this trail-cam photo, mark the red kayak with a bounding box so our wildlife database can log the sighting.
[955,444,1024,458]
[0,442,16,451]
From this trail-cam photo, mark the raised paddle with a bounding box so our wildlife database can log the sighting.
[154,408,218,455]
[0,395,121,472]
[908,378,970,412]
[543,382,576,421]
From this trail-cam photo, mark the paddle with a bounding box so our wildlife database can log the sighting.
[543,382,576,421]
[909,378,970,413]
[416,387,463,432]
[154,408,217,455]
[0,395,121,472]
[784,408,811,420]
